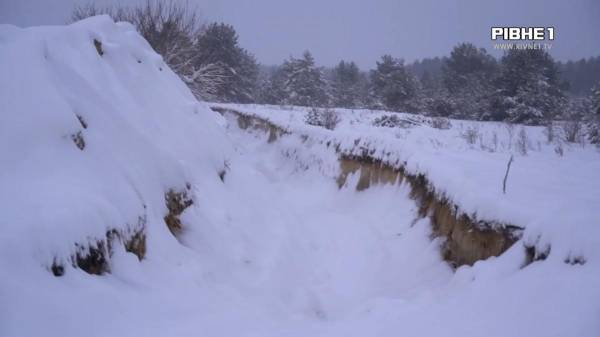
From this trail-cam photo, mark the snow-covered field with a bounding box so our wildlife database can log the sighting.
[1,17,599,337]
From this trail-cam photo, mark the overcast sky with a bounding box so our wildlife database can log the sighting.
[1,0,599,68]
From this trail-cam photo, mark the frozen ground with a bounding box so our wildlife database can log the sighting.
[1,17,599,337]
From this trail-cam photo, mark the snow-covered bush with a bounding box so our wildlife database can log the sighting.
[516,127,530,155]
[429,117,452,130]
[560,120,585,144]
[504,122,516,148]
[373,114,402,128]
[372,114,421,128]
[305,107,340,130]
[554,143,565,156]
[543,122,556,143]
[491,131,499,152]
[323,108,341,130]
[424,94,457,118]
[304,108,320,126]
[461,126,480,145]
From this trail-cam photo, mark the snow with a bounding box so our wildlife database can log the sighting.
[1,16,599,337]
[212,103,600,264]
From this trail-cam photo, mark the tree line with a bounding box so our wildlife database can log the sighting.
[72,1,600,142]
[258,45,599,125]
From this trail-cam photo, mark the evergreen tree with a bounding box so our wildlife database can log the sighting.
[589,83,600,144]
[442,43,498,119]
[370,55,419,112]
[558,56,600,96]
[420,70,439,95]
[331,61,362,108]
[256,65,287,105]
[407,57,445,79]
[494,49,566,124]
[195,23,259,103]
[280,51,329,107]
[418,71,451,117]
[592,83,600,115]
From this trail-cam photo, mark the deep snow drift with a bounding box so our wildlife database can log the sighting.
[1,17,599,337]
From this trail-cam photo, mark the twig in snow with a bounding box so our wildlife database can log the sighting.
[503,155,514,194]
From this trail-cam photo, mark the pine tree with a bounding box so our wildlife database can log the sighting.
[495,49,566,124]
[592,83,600,116]
[558,56,600,96]
[280,51,329,107]
[442,43,497,120]
[588,82,600,144]
[418,71,453,117]
[256,66,286,105]
[195,23,259,103]
[370,55,419,112]
[331,61,362,108]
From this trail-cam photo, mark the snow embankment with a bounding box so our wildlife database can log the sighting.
[0,16,231,274]
[212,103,600,266]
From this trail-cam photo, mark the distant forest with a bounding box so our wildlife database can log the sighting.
[557,57,600,96]
[404,56,600,97]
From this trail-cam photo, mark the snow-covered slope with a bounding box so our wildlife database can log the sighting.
[0,15,231,269]
[0,13,237,324]
[1,17,599,337]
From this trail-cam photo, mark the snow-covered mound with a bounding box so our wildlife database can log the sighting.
[0,15,231,274]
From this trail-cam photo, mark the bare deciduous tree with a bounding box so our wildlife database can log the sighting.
[181,62,227,100]
[71,3,134,23]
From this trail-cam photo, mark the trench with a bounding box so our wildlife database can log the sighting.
[212,106,522,268]
[204,116,456,321]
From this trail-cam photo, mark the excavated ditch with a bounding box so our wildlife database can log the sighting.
[212,106,523,267]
